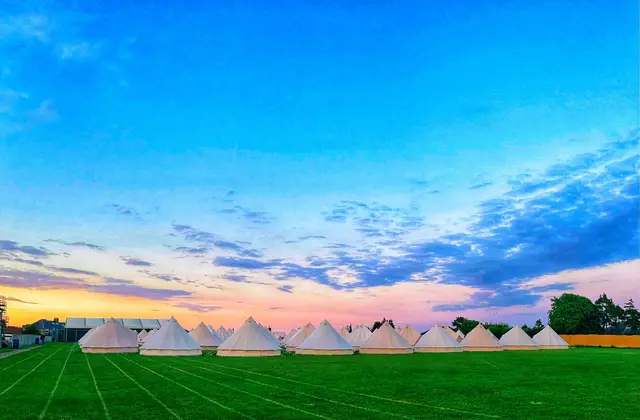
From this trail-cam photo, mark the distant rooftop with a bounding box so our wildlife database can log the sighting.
[65,318,169,329]
[30,319,65,330]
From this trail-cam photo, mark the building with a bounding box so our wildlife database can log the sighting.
[0,296,7,338]
[4,326,22,335]
[2,326,23,347]
[63,318,169,342]
[26,318,66,339]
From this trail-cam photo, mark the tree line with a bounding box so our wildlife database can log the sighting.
[449,293,640,338]
[548,293,639,335]
[449,317,545,339]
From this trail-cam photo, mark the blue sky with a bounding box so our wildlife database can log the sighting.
[0,1,638,329]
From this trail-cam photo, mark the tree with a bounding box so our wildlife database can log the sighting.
[624,299,640,332]
[595,293,627,333]
[452,317,479,335]
[483,323,510,339]
[522,320,544,337]
[371,318,394,332]
[595,293,614,330]
[22,325,40,335]
[532,319,544,335]
[548,293,600,334]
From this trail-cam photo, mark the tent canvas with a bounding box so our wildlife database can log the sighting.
[339,326,350,340]
[141,317,202,356]
[533,326,569,350]
[399,324,421,346]
[359,322,413,354]
[256,322,281,346]
[79,326,98,347]
[444,325,461,343]
[189,322,223,350]
[282,328,299,343]
[456,330,465,340]
[206,325,225,342]
[296,320,354,355]
[137,329,148,344]
[499,326,539,350]
[461,324,503,352]
[414,325,463,353]
[346,326,373,350]
[217,326,232,340]
[82,318,138,354]
[285,323,315,351]
[217,317,281,357]
[143,328,157,343]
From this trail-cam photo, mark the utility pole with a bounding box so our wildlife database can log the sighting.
[0,296,7,339]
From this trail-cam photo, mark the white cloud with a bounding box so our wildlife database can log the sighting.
[519,259,640,305]
[0,89,28,113]
[33,99,58,122]
[0,14,52,43]
[56,41,97,60]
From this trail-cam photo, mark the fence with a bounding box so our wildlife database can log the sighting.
[11,334,44,347]
[561,335,640,348]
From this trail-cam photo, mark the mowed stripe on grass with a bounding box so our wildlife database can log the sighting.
[172,358,417,420]
[157,361,334,420]
[0,347,63,397]
[104,356,183,420]
[85,353,111,420]
[0,347,70,420]
[196,358,500,419]
[1,344,638,420]
[0,346,46,373]
[82,350,175,419]
[120,356,256,420]
[133,355,339,420]
[41,348,109,420]
[38,346,74,419]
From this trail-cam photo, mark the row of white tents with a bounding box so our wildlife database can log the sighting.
[78,316,568,356]
[282,321,568,354]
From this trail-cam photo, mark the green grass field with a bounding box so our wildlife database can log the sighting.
[0,344,35,353]
[0,343,637,419]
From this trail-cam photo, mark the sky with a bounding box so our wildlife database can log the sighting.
[0,1,638,331]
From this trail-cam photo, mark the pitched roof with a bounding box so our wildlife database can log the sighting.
[217,317,281,352]
[443,325,459,341]
[461,324,502,348]
[346,325,373,347]
[5,326,22,335]
[532,326,569,347]
[297,320,353,351]
[399,324,421,345]
[499,325,538,347]
[30,319,65,330]
[189,322,223,347]
[82,318,137,349]
[414,325,462,349]
[216,326,232,340]
[339,326,350,339]
[282,328,299,343]
[78,326,98,346]
[359,322,412,350]
[142,328,158,343]
[141,317,201,351]
[285,323,315,348]
[206,325,224,342]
